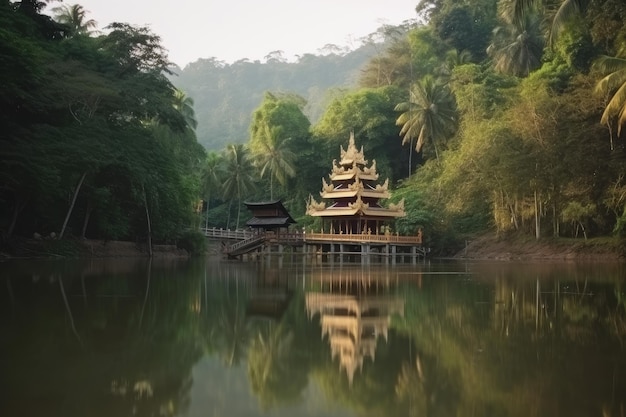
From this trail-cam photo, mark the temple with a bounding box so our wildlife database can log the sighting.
[306,132,405,235]
[207,132,425,259]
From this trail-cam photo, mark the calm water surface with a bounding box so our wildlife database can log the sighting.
[1,256,625,417]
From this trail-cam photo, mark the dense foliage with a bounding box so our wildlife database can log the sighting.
[3,0,626,252]
[0,1,206,247]
[195,0,626,250]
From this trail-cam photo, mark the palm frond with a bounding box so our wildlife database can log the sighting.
[600,82,626,135]
[593,56,626,78]
[549,0,586,45]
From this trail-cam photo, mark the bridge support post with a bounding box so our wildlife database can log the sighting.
[361,243,370,265]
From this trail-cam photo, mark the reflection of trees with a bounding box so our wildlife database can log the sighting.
[215,293,251,366]
[4,260,626,417]
[247,321,300,410]
[395,263,626,417]
[395,352,461,417]
[244,264,314,411]
[0,258,206,417]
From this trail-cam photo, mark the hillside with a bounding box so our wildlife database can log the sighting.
[169,42,387,150]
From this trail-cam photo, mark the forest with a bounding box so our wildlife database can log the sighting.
[1,0,626,254]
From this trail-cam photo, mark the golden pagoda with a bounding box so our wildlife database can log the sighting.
[306,132,405,235]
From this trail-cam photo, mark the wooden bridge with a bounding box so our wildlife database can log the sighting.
[202,227,426,259]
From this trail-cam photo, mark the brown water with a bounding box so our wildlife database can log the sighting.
[1,256,625,417]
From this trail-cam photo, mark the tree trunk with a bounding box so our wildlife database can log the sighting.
[81,202,93,239]
[534,189,540,240]
[204,193,211,231]
[59,171,87,239]
[408,138,413,177]
[236,182,241,229]
[142,184,153,257]
[7,195,26,238]
[226,200,232,229]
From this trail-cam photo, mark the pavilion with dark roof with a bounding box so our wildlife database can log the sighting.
[244,200,296,232]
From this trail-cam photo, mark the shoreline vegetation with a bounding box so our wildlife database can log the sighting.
[1,234,624,261]
[0,238,189,260]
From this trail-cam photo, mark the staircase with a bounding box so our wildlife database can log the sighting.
[224,234,266,257]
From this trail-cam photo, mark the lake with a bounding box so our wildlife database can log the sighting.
[1,256,625,417]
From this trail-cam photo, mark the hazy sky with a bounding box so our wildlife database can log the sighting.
[50,0,418,68]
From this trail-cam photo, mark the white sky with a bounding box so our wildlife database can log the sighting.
[49,0,418,68]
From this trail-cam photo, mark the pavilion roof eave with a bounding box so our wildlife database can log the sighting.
[330,172,378,182]
[320,190,358,199]
[320,190,390,199]
[330,173,356,181]
[361,190,390,199]
[308,209,405,218]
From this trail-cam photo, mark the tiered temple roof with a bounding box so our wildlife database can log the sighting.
[306,132,405,223]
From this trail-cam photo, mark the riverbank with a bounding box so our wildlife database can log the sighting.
[0,238,189,259]
[3,234,625,261]
[454,234,626,261]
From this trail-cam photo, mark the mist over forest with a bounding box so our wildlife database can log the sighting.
[169,32,405,150]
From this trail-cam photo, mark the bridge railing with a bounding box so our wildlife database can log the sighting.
[303,232,422,245]
[202,227,255,240]
[203,228,422,245]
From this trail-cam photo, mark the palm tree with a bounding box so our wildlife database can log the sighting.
[486,13,544,77]
[253,125,296,200]
[172,89,198,131]
[395,75,458,169]
[201,151,225,230]
[501,0,588,42]
[52,3,97,36]
[437,49,473,79]
[222,144,255,229]
[594,54,626,146]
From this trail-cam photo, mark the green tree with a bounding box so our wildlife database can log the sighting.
[52,3,97,36]
[502,0,588,41]
[172,88,198,131]
[201,151,225,229]
[594,54,626,141]
[312,85,407,182]
[487,13,544,77]
[249,92,309,200]
[253,125,296,200]
[222,144,256,229]
[395,75,458,165]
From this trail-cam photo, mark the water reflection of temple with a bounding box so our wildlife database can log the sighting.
[305,267,404,385]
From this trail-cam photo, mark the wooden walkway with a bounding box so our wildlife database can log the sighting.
[202,227,425,258]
